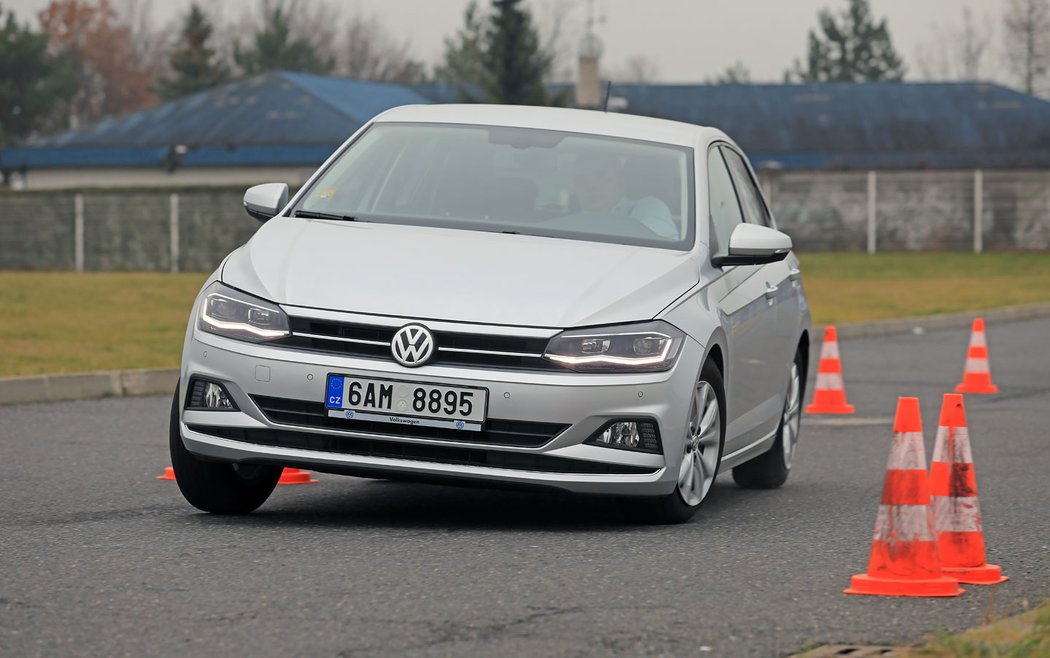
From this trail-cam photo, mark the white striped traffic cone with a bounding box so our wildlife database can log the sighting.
[845,397,962,597]
[806,326,855,414]
[930,394,1007,585]
[955,318,999,394]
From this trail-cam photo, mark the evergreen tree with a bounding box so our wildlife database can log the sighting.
[0,3,76,145]
[234,4,332,76]
[434,0,486,97]
[157,4,229,100]
[480,0,551,104]
[791,0,906,82]
[437,0,560,105]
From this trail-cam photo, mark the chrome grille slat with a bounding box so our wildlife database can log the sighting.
[291,331,389,347]
[277,316,563,371]
[437,346,544,358]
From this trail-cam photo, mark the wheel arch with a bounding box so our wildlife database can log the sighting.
[700,327,729,396]
[797,329,810,390]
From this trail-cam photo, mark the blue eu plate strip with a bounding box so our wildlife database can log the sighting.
[325,375,344,409]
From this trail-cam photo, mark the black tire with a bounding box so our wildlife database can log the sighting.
[169,385,281,514]
[731,345,805,490]
[620,359,726,525]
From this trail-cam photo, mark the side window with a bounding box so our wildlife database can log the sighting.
[707,147,743,257]
[721,147,772,227]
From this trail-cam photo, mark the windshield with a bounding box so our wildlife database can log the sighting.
[295,122,695,250]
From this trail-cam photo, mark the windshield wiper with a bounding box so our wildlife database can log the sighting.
[293,209,361,222]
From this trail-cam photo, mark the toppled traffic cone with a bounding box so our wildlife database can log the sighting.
[278,467,318,485]
[805,326,855,414]
[930,394,1008,585]
[845,397,963,597]
[156,466,176,480]
[955,318,999,394]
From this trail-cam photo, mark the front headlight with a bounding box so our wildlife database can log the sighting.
[543,320,685,372]
[196,282,290,343]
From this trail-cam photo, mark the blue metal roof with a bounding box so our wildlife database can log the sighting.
[0,71,430,170]
[4,77,1050,171]
[598,82,1050,170]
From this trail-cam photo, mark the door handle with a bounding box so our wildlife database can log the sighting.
[789,268,801,281]
[764,283,779,300]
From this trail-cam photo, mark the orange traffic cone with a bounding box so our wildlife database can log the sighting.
[158,466,317,484]
[277,467,318,485]
[845,397,963,597]
[806,326,855,414]
[930,394,1008,585]
[955,318,999,394]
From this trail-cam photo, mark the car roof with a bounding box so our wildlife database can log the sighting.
[373,104,723,149]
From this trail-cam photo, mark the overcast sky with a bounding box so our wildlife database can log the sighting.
[5,0,1016,85]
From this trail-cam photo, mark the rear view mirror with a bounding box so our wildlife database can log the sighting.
[712,223,792,267]
[243,183,289,221]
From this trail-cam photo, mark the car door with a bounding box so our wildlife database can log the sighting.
[721,145,797,430]
[704,146,782,455]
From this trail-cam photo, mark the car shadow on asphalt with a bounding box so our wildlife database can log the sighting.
[191,476,769,532]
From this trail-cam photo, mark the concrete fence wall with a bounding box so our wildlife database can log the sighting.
[0,188,261,272]
[1,170,1048,272]
[764,169,1050,253]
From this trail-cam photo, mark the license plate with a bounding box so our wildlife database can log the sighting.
[324,374,487,431]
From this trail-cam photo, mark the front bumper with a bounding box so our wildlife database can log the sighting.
[179,327,703,497]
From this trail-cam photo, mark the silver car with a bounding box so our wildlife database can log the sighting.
[171,104,811,524]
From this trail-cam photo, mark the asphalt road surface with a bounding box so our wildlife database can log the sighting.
[2,318,1049,657]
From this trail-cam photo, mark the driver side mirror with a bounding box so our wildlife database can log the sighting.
[711,223,792,268]
[243,183,289,222]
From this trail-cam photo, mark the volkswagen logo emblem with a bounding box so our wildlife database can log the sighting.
[391,324,436,367]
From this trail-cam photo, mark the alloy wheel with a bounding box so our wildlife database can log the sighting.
[781,363,802,469]
[678,380,721,506]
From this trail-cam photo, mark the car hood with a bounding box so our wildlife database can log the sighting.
[222,217,699,328]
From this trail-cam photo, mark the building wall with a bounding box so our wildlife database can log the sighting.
[16,166,314,190]
[0,169,1048,272]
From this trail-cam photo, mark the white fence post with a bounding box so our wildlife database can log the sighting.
[74,194,84,272]
[866,171,877,254]
[169,193,180,273]
[973,170,983,254]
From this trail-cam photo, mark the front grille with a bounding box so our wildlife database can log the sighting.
[188,424,657,476]
[252,395,568,448]
[274,317,562,371]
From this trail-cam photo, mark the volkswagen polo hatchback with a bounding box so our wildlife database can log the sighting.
[171,104,811,524]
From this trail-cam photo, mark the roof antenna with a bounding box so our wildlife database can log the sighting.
[602,81,612,112]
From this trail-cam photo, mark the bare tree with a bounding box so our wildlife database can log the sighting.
[1003,0,1050,94]
[340,13,425,83]
[710,61,750,84]
[281,0,341,71]
[914,8,991,81]
[112,0,173,86]
[613,54,659,83]
[533,0,574,83]
[959,8,989,80]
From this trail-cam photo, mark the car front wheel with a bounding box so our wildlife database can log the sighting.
[620,359,725,524]
[169,385,281,514]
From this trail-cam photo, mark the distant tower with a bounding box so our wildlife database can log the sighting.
[576,0,604,109]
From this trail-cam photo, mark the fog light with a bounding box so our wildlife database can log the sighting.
[586,420,661,453]
[203,383,233,409]
[186,378,238,411]
[600,422,640,448]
